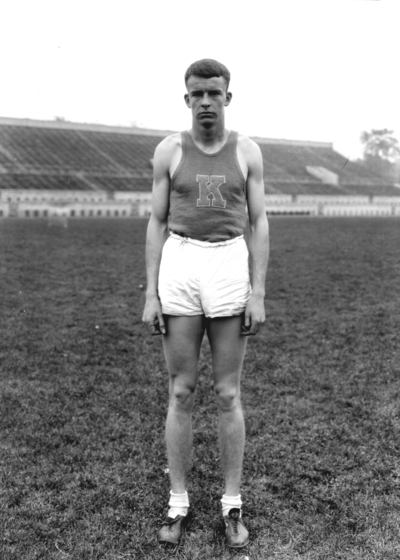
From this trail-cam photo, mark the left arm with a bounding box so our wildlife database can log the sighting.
[241,138,269,335]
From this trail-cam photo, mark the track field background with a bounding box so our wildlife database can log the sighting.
[1,217,399,560]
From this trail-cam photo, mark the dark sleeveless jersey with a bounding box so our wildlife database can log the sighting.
[168,130,247,242]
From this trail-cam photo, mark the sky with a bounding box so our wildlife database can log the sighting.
[1,0,399,160]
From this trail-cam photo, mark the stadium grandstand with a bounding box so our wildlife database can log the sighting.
[0,116,399,219]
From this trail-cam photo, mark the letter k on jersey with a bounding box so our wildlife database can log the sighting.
[196,175,227,208]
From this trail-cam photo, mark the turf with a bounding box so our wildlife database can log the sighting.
[0,217,399,560]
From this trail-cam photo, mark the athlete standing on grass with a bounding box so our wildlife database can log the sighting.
[142,59,269,549]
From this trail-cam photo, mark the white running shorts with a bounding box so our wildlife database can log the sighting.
[158,233,251,318]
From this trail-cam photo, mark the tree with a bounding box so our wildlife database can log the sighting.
[361,129,400,162]
[359,129,400,183]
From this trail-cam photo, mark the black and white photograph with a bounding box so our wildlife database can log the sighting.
[1,1,399,559]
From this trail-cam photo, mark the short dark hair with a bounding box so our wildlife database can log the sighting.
[184,59,231,89]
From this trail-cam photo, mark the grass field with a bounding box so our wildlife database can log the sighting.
[1,217,400,560]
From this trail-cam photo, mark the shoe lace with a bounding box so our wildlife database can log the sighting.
[229,510,240,535]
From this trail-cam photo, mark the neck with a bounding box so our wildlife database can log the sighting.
[191,119,228,147]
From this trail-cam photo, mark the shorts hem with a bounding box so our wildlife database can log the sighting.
[205,310,246,319]
[161,308,204,317]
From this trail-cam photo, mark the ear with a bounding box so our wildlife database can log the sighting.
[224,91,232,107]
[184,93,191,108]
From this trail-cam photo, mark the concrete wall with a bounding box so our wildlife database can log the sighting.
[114,191,152,203]
[16,202,129,219]
[0,203,10,217]
[0,189,108,204]
[373,196,400,205]
[322,204,393,217]
[266,204,318,216]
[265,194,293,204]
[1,190,400,219]
[296,195,370,205]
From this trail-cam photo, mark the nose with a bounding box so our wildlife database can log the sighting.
[201,94,210,108]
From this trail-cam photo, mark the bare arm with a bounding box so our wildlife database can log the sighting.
[242,138,269,335]
[142,138,173,335]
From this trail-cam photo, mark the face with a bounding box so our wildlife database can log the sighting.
[184,75,232,127]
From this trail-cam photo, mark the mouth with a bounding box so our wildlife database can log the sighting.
[199,112,214,118]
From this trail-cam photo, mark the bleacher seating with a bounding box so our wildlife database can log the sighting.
[0,118,396,198]
[258,142,388,190]
[343,183,400,197]
[83,131,159,172]
[0,151,13,166]
[0,125,115,171]
[266,182,345,196]
[0,173,87,190]
[91,176,153,192]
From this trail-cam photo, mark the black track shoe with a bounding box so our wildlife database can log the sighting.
[158,514,187,545]
[223,508,249,548]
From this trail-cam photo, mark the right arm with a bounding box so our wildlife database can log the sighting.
[141,138,174,335]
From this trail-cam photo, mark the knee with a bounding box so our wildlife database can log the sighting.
[214,384,241,412]
[170,381,196,412]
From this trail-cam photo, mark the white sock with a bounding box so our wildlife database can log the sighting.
[221,494,242,517]
[168,490,189,519]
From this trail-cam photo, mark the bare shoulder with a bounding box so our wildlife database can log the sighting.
[154,133,181,161]
[237,133,262,163]
[153,133,182,180]
[237,134,263,182]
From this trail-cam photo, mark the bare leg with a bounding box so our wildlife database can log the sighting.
[206,316,247,496]
[162,315,205,494]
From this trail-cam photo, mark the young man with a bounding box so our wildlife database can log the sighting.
[142,59,269,548]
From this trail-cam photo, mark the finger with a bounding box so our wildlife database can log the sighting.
[149,317,161,336]
[149,323,162,336]
[241,324,252,336]
[143,317,154,329]
[249,322,259,336]
[242,324,258,336]
[157,312,166,335]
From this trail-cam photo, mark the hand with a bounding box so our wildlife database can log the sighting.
[241,294,265,336]
[142,294,166,336]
